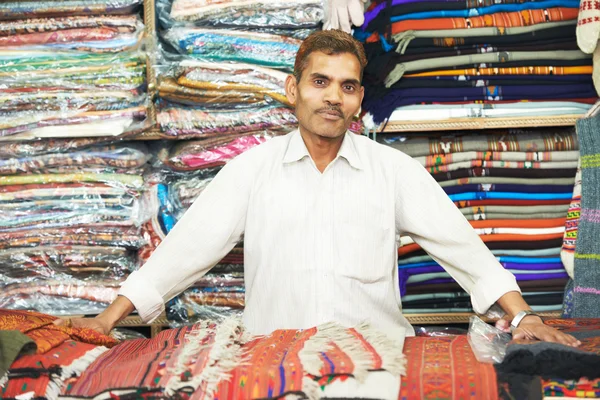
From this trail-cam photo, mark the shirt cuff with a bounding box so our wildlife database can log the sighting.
[469,269,521,315]
[118,270,165,323]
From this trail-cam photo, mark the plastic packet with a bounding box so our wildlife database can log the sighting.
[0,246,137,285]
[0,280,120,315]
[157,101,297,139]
[157,0,322,29]
[0,0,144,21]
[414,326,468,337]
[467,315,511,364]
[0,137,125,159]
[161,27,301,69]
[158,59,290,108]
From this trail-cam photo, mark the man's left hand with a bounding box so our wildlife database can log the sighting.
[495,316,582,347]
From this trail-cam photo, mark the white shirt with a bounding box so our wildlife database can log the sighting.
[119,130,520,335]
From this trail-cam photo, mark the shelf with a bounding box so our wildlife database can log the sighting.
[378,115,580,133]
[404,311,561,325]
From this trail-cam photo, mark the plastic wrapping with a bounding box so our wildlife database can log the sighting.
[0,17,145,53]
[0,50,148,139]
[0,280,120,315]
[158,60,290,108]
[157,0,322,29]
[467,316,511,364]
[0,0,143,21]
[0,246,137,285]
[162,27,301,69]
[157,101,297,138]
[0,137,121,158]
[414,326,468,337]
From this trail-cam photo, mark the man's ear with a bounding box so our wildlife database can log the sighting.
[285,75,297,106]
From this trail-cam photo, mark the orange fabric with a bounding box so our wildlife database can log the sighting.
[366,7,578,42]
[0,309,117,354]
[398,232,564,256]
[469,218,567,229]
[406,66,593,77]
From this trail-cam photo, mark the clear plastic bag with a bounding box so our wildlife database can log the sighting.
[158,60,290,108]
[157,101,297,139]
[0,50,149,139]
[162,27,301,69]
[157,0,323,29]
[0,0,143,21]
[467,315,511,364]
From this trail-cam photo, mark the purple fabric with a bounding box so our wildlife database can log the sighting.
[443,184,574,195]
[364,0,463,27]
[389,84,595,99]
[401,263,565,276]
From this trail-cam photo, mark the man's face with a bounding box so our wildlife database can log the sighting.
[285,51,364,139]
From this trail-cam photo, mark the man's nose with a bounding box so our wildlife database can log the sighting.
[323,84,343,104]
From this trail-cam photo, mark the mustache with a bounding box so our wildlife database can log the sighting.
[316,106,343,117]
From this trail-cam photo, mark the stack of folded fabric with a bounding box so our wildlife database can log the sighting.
[384,127,577,314]
[0,139,149,315]
[0,0,148,140]
[153,0,326,139]
[354,0,597,128]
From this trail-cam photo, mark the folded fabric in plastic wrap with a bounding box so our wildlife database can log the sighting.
[166,0,323,28]
[159,60,290,107]
[0,0,143,21]
[0,50,148,139]
[162,27,301,69]
[157,101,297,138]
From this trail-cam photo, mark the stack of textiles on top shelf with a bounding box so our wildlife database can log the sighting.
[153,0,321,140]
[383,127,578,314]
[0,139,150,315]
[0,0,148,140]
[353,0,597,130]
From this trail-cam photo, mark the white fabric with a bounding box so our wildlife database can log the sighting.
[119,130,520,335]
[323,0,365,32]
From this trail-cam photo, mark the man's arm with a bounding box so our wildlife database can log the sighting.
[56,157,251,333]
[394,156,579,346]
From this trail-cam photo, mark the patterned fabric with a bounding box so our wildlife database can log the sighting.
[406,66,594,76]
[380,128,578,158]
[542,377,600,397]
[0,0,142,20]
[0,340,107,400]
[573,113,600,317]
[0,309,117,353]
[562,164,582,279]
[399,335,498,399]
[0,15,139,36]
[61,319,406,399]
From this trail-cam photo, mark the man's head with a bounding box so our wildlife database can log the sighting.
[285,30,367,140]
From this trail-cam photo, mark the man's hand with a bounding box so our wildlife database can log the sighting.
[323,0,365,32]
[54,316,113,336]
[495,316,582,347]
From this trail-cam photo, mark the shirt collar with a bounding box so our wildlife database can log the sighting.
[282,130,364,170]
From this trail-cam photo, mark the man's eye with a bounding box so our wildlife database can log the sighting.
[314,80,325,85]
[344,85,356,92]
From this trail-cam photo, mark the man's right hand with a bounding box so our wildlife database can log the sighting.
[53,316,113,336]
[53,295,136,336]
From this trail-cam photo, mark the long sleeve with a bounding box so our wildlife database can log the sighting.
[118,158,251,322]
[394,157,521,314]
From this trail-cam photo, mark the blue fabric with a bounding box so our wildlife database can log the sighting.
[447,192,573,201]
[389,0,579,22]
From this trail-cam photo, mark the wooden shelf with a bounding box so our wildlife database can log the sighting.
[404,311,561,325]
[378,115,580,133]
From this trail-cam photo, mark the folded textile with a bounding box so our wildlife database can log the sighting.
[163,27,301,69]
[169,0,323,27]
[405,65,593,76]
[496,318,600,381]
[0,0,143,21]
[379,128,578,157]
[0,309,118,353]
[0,330,36,383]
[416,150,580,168]
[0,15,141,37]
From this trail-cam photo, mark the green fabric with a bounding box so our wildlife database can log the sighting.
[0,330,37,379]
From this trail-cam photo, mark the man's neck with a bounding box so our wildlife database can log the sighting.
[299,128,345,173]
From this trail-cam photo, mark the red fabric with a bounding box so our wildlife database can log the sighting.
[399,336,498,400]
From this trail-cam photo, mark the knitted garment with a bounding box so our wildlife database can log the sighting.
[561,164,582,279]
[576,0,600,53]
[573,112,600,317]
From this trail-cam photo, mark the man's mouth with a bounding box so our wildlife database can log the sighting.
[317,110,343,120]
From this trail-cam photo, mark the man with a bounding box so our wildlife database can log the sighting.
[60,30,579,346]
